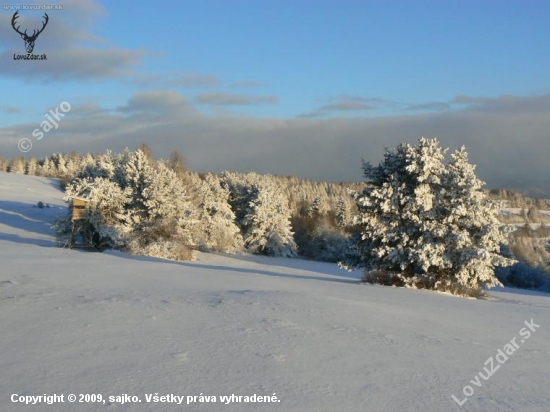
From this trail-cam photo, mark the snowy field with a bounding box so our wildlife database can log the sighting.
[1,172,549,412]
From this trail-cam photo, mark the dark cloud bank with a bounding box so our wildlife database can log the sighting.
[1,91,549,197]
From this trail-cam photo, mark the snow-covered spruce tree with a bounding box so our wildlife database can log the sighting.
[77,151,116,180]
[52,153,68,177]
[343,138,513,293]
[308,197,325,218]
[115,148,152,225]
[26,157,38,176]
[0,157,8,172]
[65,155,82,178]
[336,198,350,229]
[165,149,187,181]
[224,174,298,258]
[36,157,55,177]
[8,157,26,174]
[219,171,258,223]
[189,174,243,253]
[242,182,297,257]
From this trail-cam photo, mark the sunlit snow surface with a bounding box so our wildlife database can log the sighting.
[1,172,549,412]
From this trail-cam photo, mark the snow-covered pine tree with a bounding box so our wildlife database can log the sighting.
[8,157,26,174]
[221,172,299,257]
[141,162,195,224]
[65,156,81,177]
[116,148,154,226]
[440,146,515,289]
[219,171,257,223]
[37,157,55,177]
[165,149,187,181]
[77,151,116,180]
[308,197,324,218]
[123,156,198,260]
[190,174,243,252]
[25,157,38,176]
[343,138,512,293]
[53,153,68,177]
[241,179,297,257]
[344,138,447,274]
[82,153,95,167]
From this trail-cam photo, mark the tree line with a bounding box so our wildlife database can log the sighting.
[2,139,548,296]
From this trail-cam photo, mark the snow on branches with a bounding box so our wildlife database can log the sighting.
[344,138,514,292]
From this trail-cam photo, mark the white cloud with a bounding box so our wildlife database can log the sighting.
[195,93,278,106]
[167,73,221,88]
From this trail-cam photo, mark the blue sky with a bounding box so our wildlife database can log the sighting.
[90,1,550,115]
[1,0,550,193]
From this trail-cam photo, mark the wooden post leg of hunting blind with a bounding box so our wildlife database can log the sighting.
[70,220,76,248]
[71,219,94,250]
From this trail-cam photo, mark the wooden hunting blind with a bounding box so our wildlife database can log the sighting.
[69,196,93,249]
[71,196,89,221]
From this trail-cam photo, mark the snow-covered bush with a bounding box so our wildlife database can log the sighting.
[509,234,550,268]
[126,218,194,261]
[306,224,350,262]
[494,235,550,292]
[343,138,514,293]
[496,261,550,292]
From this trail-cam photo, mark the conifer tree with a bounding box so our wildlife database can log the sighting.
[344,138,513,292]
[440,146,515,288]
[191,174,243,252]
[8,157,26,174]
[26,157,38,175]
[241,180,297,257]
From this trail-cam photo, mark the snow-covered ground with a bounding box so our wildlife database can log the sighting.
[1,172,549,412]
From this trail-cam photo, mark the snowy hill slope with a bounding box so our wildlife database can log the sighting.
[0,172,549,412]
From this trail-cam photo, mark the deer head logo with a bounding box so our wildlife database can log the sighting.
[11,11,49,54]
